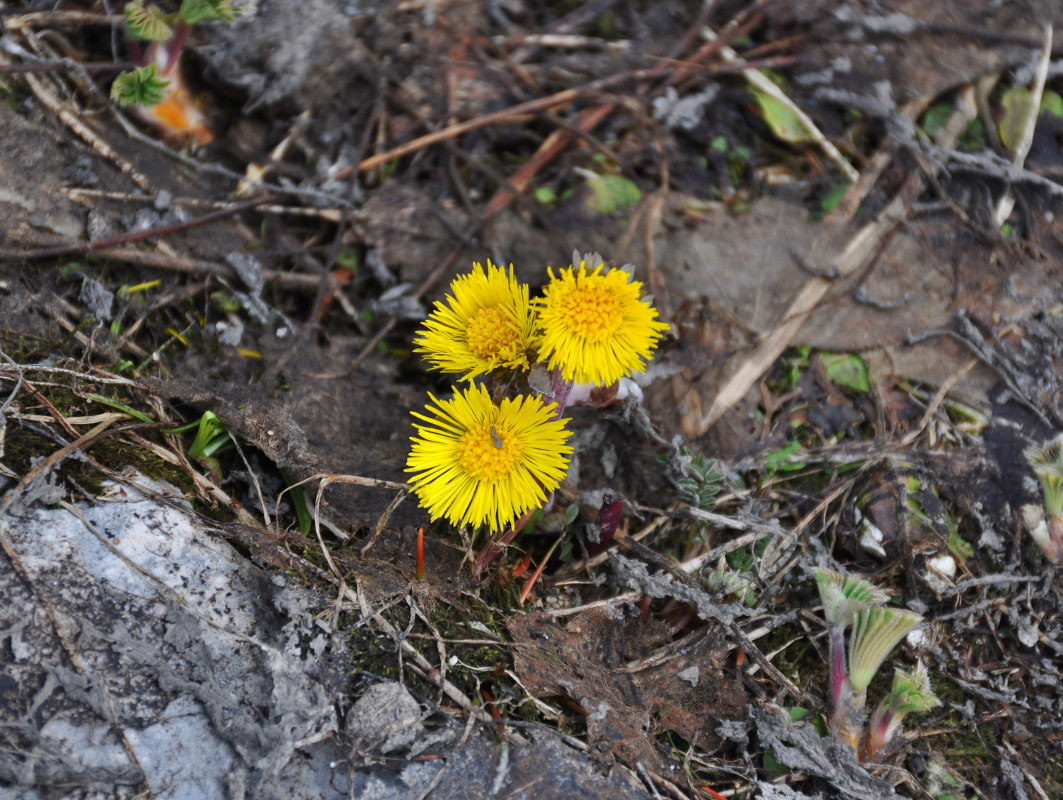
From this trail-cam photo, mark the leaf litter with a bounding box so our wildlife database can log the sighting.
[1,1,1062,798]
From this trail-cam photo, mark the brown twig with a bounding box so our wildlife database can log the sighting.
[345,68,671,175]
[0,196,276,262]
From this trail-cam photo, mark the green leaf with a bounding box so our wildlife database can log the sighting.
[750,89,811,144]
[815,569,889,627]
[533,186,557,205]
[709,135,729,153]
[83,393,155,423]
[584,174,641,214]
[818,182,849,215]
[762,749,789,781]
[1041,90,1063,120]
[948,528,974,562]
[280,468,312,536]
[124,1,174,41]
[919,103,953,141]
[764,439,804,474]
[821,351,870,393]
[1025,434,1063,517]
[335,246,359,270]
[848,606,923,693]
[179,0,238,24]
[110,64,170,107]
[998,86,1034,154]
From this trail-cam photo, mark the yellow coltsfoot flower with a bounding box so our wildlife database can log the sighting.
[413,260,536,381]
[535,259,670,386]
[406,383,572,533]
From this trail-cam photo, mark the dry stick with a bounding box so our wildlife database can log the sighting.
[344,68,671,176]
[696,87,978,435]
[0,59,133,74]
[993,24,1052,227]
[90,246,324,291]
[0,196,276,262]
[702,25,859,183]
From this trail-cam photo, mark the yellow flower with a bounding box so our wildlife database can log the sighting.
[406,384,572,532]
[534,260,670,386]
[413,260,536,381]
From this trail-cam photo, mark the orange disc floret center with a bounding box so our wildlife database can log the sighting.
[561,284,624,342]
[466,306,519,361]
[457,423,520,481]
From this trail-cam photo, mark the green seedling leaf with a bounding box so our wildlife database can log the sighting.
[165,411,231,460]
[710,135,729,153]
[764,439,804,474]
[124,1,175,41]
[947,527,974,562]
[1041,90,1063,120]
[179,0,239,24]
[958,117,986,150]
[111,64,170,107]
[815,569,889,628]
[822,351,870,393]
[998,86,1033,154]
[279,468,312,536]
[919,103,953,141]
[533,186,557,205]
[335,246,359,270]
[1025,434,1063,517]
[750,89,812,144]
[584,174,641,214]
[848,606,923,693]
[83,393,155,423]
[564,502,580,527]
[762,749,789,781]
[818,182,849,216]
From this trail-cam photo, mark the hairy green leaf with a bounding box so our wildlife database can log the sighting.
[110,64,170,107]
[124,0,174,41]
[179,0,239,24]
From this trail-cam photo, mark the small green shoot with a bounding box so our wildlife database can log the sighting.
[165,410,232,479]
[750,89,812,144]
[1022,435,1063,561]
[821,351,869,394]
[124,0,174,41]
[583,173,641,214]
[763,439,805,477]
[280,467,312,536]
[534,186,558,206]
[83,393,155,423]
[109,63,170,107]
[867,663,940,754]
[817,182,850,217]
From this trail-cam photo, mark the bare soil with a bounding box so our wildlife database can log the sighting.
[2,1,1062,799]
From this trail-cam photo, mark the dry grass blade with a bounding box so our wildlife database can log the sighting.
[697,86,978,435]
[993,24,1052,227]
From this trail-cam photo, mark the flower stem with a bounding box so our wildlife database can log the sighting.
[548,369,573,420]
[471,501,545,578]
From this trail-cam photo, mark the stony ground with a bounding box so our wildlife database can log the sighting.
[1,1,1062,798]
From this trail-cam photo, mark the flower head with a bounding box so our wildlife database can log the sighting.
[406,384,572,532]
[414,260,536,381]
[534,258,669,386]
